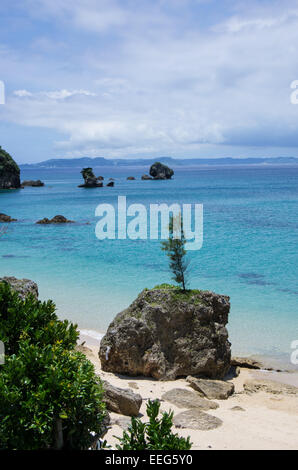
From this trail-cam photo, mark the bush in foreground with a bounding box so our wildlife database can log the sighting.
[0,341,106,450]
[0,282,78,355]
[0,282,106,450]
[115,400,192,450]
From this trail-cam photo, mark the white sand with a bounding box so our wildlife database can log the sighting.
[80,343,298,450]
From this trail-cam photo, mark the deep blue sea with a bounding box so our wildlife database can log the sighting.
[0,166,297,364]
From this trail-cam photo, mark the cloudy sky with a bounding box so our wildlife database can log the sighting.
[1,0,298,163]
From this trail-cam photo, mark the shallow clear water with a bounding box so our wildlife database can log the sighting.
[0,166,297,363]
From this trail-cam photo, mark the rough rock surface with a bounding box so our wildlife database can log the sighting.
[0,147,21,190]
[161,388,218,411]
[186,376,234,400]
[0,213,17,222]
[231,357,263,370]
[78,168,104,188]
[244,379,298,396]
[173,410,223,430]
[149,161,174,180]
[102,380,142,416]
[141,174,152,180]
[0,276,39,299]
[36,215,74,224]
[99,286,231,380]
[106,181,114,187]
[21,180,44,187]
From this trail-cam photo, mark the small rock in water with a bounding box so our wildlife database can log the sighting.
[231,357,263,370]
[78,168,104,188]
[149,162,174,180]
[0,213,17,222]
[36,215,74,224]
[21,180,44,187]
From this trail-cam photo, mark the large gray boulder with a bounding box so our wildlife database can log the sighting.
[0,147,21,190]
[99,286,231,380]
[102,380,142,416]
[0,276,39,299]
[149,161,174,180]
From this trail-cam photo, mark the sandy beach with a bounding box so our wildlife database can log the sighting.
[80,339,298,451]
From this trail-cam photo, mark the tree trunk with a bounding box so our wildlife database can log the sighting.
[53,418,64,450]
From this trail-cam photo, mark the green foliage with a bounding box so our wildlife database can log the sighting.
[0,282,106,450]
[0,342,106,450]
[0,282,79,356]
[161,215,189,291]
[81,167,95,179]
[0,146,20,174]
[153,283,178,290]
[115,400,192,450]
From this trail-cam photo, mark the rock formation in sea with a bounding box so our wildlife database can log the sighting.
[0,276,39,299]
[149,161,174,180]
[0,213,17,222]
[36,215,74,224]
[78,168,104,188]
[21,180,44,187]
[127,176,135,180]
[0,146,21,190]
[141,174,152,180]
[99,285,231,380]
[106,181,114,187]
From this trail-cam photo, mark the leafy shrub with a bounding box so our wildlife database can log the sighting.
[0,282,107,450]
[0,341,106,450]
[115,400,192,450]
[0,282,78,355]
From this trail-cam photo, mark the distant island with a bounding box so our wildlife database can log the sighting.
[19,156,298,169]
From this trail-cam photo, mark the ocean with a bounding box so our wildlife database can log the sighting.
[0,165,297,365]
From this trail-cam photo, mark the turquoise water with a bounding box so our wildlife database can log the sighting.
[0,166,297,362]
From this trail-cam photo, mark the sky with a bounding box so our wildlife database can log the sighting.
[1,0,298,163]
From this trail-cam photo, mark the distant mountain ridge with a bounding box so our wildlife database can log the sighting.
[19,156,298,169]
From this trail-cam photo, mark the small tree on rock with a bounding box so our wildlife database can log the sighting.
[161,214,189,291]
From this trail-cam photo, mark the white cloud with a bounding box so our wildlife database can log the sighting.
[13,90,33,97]
[13,89,96,100]
[2,0,298,159]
